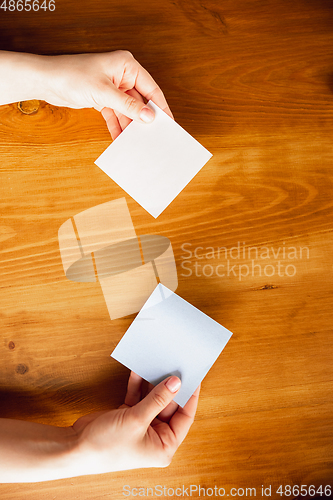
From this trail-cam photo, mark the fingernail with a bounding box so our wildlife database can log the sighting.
[139,106,155,123]
[165,376,181,393]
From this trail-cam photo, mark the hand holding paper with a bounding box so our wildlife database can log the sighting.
[0,50,173,140]
[72,371,200,475]
[0,371,199,483]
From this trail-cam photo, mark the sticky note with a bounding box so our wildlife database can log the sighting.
[95,101,212,218]
[111,284,233,407]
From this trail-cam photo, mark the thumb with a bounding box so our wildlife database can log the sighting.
[100,85,155,124]
[132,376,181,426]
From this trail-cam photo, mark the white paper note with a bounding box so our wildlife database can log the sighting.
[95,101,212,218]
[111,284,233,407]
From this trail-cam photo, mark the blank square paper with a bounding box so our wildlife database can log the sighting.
[111,284,233,407]
[95,101,212,218]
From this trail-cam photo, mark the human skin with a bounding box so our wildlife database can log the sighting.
[0,372,200,483]
[0,49,173,139]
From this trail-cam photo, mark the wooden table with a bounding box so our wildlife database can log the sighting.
[0,0,332,498]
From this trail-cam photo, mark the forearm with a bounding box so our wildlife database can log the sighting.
[0,51,49,105]
[0,417,81,483]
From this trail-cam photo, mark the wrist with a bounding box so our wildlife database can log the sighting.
[0,417,81,483]
[18,52,52,102]
[0,51,52,105]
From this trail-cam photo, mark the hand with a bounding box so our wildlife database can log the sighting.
[41,51,173,139]
[72,371,200,474]
[0,371,199,482]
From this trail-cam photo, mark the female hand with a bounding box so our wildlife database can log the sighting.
[72,372,200,475]
[0,371,199,482]
[41,50,173,139]
[1,50,170,139]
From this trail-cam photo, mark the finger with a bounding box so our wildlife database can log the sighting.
[131,376,181,426]
[157,400,179,422]
[145,381,178,422]
[124,371,143,407]
[101,107,122,140]
[116,88,145,131]
[115,110,131,131]
[139,381,154,409]
[100,82,155,124]
[144,381,175,422]
[147,382,154,393]
[168,384,200,445]
[134,64,174,120]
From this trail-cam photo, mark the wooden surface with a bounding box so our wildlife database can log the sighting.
[0,0,333,498]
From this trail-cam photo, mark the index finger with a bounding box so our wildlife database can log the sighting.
[124,371,143,407]
[168,384,201,445]
[134,62,174,120]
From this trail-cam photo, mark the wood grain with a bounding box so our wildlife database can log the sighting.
[0,0,333,498]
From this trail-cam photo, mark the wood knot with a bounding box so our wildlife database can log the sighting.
[16,364,29,375]
[17,100,40,115]
[8,341,15,350]
[260,284,278,290]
